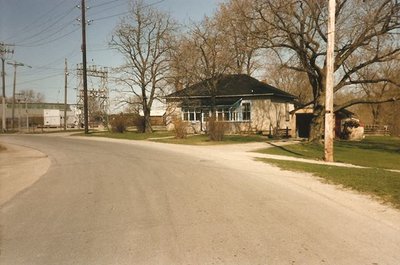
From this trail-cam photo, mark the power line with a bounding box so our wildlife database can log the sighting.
[94,10,131,21]
[14,7,77,45]
[4,0,70,42]
[5,73,64,87]
[16,27,80,48]
[88,1,129,17]
[90,0,126,9]
[93,0,165,21]
[19,48,81,74]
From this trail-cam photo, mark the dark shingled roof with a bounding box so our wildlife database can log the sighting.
[166,74,296,100]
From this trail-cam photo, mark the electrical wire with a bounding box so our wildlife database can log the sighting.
[5,73,64,87]
[94,10,131,21]
[88,1,129,17]
[89,0,126,9]
[4,0,69,42]
[16,27,81,48]
[14,7,78,45]
[18,49,81,79]
[94,0,165,21]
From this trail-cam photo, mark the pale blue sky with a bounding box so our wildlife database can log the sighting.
[0,0,224,109]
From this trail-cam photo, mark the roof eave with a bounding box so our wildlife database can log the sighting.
[166,93,296,100]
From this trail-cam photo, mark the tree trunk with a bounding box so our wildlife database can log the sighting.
[371,104,381,127]
[142,97,153,133]
[143,107,152,133]
[309,91,325,143]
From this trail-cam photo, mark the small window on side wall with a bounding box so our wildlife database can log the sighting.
[242,102,251,121]
[182,108,189,121]
[285,102,290,122]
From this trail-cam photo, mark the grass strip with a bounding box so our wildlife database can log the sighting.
[152,134,269,145]
[74,131,174,140]
[257,136,400,170]
[259,158,400,209]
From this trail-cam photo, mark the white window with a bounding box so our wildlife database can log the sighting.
[242,102,251,121]
[229,101,251,121]
[182,108,201,122]
[223,109,230,121]
[183,101,252,123]
[182,108,189,121]
[195,109,201,121]
[230,108,239,121]
[202,111,210,123]
[217,108,224,121]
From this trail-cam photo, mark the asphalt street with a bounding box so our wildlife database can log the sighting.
[1,134,400,265]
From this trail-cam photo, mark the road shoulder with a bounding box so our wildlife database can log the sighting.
[0,143,51,206]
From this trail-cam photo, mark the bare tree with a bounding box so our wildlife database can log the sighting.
[246,0,400,142]
[111,0,176,133]
[9,89,45,103]
[349,60,400,134]
[167,35,201,91]
[170,18,236,119]
[357,61,400,126]
[263,58,312,104]
[215,0,261,75]
[168,1,262,95]
[193,18,238,118]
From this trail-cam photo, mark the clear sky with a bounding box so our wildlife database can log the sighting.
[0,0,224,111]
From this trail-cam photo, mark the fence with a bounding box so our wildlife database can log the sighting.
[364,125,390,136]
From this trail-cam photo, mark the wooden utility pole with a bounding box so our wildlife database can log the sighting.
[8,61,23,130]
[64,58,68,131]
[25,95,28,131]
[1,43,14,132]
[324,0,336,162]
[7,61,31,130]
[1,57,6,132]
[81,0,89,134]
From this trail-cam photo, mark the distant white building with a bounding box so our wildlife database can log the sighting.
[43,109,61,127]
[0,102,79,129]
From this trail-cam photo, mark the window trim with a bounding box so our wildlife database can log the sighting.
[182,100,252,123]
[241,101,251,121]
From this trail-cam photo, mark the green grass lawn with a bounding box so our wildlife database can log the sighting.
[258,136,400,170]
[260,158,400,208]
[75,131,174,140]
[257,136,400,208]
[152,134,269,145]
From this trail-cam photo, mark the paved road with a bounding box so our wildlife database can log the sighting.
[1,135,400,265]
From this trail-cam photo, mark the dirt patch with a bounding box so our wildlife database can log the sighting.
[0,143,51,206]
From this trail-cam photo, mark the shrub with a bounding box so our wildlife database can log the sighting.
[133,115,145,133]
[110,114,128,133]
[341,118,365,140]
[172,118,188,139]
[208,118,227,141]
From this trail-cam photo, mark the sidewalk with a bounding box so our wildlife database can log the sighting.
[0,143,51,206]
[185,140,367,168]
